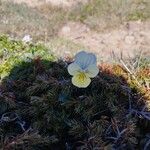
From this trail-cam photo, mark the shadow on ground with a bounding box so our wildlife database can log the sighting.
[0,58,150,150]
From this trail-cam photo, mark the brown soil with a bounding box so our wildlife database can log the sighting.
[58,21,150,61]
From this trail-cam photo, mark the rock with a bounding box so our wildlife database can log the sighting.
[59,22,90,38]
[125,35,135,44]
[61,26,71,36]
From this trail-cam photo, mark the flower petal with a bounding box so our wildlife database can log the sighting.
[72,73,91,88]
[86,64,99,78]
[75,51,96,70]
[68,63,81,76]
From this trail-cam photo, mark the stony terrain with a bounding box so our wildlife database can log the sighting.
[1,0,150,61]
[58,21,150,61]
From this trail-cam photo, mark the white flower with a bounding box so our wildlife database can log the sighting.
[22,35,32,43]
[68,51,99,88]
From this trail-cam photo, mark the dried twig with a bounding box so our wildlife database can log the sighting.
[120,59,141,87]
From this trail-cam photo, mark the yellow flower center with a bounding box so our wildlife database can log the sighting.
[72,71,91,88]
[78,72,86,82]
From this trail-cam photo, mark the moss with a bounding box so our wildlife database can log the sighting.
[0,36,150,149]
[0,61,149,149]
